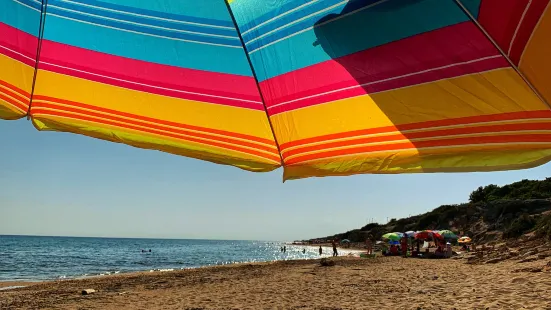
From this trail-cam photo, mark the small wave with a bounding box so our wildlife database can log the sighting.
[0,286,26,291]
[148,268,174,272]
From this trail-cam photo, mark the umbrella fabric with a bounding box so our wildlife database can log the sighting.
[382,233,402,241]
[340,239,351,243]
[405,231,416,238]
[458,236,472,243]
[438,230,458,239]
[2,1,551,181]
[414,230,443,240]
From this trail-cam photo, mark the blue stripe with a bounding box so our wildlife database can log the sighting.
[232,0,314,34]
[41,14,253,76]
[241,0,346,43]
[0,0,41,36]
[244,3,348,53]
[45,7,241,47]
[13,0,42,11]
[48,0,238,38]
[71,0,236,28]
[247,0,472,81]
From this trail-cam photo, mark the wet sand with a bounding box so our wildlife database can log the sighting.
[2,253,551,310]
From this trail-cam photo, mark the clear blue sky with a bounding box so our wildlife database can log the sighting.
[1,119,550,241]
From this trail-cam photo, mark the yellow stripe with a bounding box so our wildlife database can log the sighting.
[0,54,34,119]
[32,105,279,157]
[280,118,551,154]
[34,69,276,141]
[32,115,280,172]
[283,147,551,180]
[283,130,551,162]
[270,68,547,145]
[519,3,551,104]
[0,102,24,119]
[0,54,35,92]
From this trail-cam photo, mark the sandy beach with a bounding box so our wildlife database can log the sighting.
[2,250,551,310]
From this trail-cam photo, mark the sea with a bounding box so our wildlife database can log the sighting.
[0,235,357,282]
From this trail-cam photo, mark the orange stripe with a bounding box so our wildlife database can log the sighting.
[279,110,551,150]
[0,83,30,105]
[32,101,277,154]
[32,108,282,163]
[286,134,551,165]
[32,95,277,147]
[0,92,27,112]
[0,80,31,98]
[283,122,551,158]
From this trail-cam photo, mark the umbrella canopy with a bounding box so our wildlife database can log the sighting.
[458,236,472,244]
[404,231,416,238]
[340,239,351,243]
[438,230,458,239]
[414,230,443,240]
[382,233,402,241]
[2,1,551,181]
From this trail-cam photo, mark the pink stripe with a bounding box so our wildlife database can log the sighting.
[38,61,264,110]
[0,44,36,67]
[260,22,508,115]
[267,57,508,115]
[38,40,263,109]
[0,22,38,66]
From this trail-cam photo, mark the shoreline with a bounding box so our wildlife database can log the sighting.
[0,245,363,287]
[0,257,329,290]
[3,255,551,309]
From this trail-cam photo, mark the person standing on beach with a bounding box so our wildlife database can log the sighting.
[319,245,322,255]
[283,246,286,253]
[400,234,408,258]
[365,235,373,255]
[332,240,338,257]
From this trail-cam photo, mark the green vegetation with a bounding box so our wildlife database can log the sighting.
[469,178,551,203]
[312,178,551,244]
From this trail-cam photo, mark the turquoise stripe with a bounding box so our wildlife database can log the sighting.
[460,0,482,18]
[96,0,234,23]
[230,0,307,31]
[249,0,472,81]
[41,14,253,76]
[0,0,41,36]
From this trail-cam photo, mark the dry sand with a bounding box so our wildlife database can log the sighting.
[2,253,551,310]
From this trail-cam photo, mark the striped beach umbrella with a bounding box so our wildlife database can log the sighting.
[2,1,551,181]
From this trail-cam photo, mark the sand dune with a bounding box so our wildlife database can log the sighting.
[2,255,551,310]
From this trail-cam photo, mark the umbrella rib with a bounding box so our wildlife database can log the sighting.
[223,0,285,172]
[27,0,49,119]
[454,0,551,112]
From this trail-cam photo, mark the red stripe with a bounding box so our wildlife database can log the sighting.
[286,134,551,165]
[259,22,507,115]
[478,0,531,59]
[30,95,276,147]
[0,80,30,112]
[32,109,281,163]
[0,92,27,112]
[0,80,31,98]
[0,22,38,66]
[508,0,550,64]
[282,122,551,159]
[478,0,549,65]
[280,110,551,150]
[31,101,277,153]
[38,40,264,110]
[0,44,36,67]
